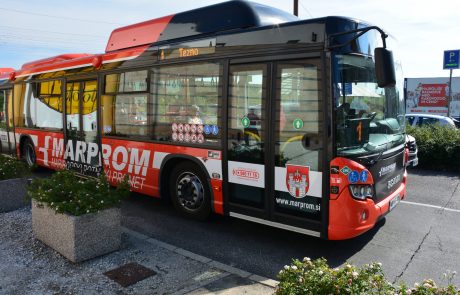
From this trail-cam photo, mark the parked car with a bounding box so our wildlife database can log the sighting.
[452,117,460,128]
[405,113,457,129]
[405,134,418,167]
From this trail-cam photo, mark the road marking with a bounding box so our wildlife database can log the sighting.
[401,200,460,213]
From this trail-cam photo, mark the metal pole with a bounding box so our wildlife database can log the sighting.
[448,69,453,117]
[294,0,298,16]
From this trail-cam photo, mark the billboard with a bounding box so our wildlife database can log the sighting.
[405,77,460,118]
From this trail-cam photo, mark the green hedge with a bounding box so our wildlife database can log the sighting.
[0,154,30,180]
[28,170,130,216]
[407,125,460,172]
[276,257,459,295]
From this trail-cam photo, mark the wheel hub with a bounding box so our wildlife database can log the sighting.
[176,172,204,211]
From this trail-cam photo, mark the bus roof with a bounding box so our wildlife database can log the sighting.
[105,0,298,53]
[0,68,14,81]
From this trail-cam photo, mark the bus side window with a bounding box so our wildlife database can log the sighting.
[0,90,6,129]
[102,70,149,138]
[151,62,222,145]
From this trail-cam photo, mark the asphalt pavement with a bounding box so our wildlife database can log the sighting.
[121,168,460,286]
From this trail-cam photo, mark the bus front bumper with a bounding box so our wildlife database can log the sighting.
[328,171,407,240]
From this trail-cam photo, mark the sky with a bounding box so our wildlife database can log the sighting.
[0,0,459,78]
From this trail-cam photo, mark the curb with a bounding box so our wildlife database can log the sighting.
[122,227,278,289]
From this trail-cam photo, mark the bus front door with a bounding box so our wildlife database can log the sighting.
[65,80,102,177]
[226,59,325,237]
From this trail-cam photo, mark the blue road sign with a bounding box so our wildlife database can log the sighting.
[443,50,460,69]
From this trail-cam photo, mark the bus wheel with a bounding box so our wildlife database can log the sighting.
[23,139,36,167]
[169,162,211,220]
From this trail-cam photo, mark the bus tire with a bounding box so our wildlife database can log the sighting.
[169,162,211,220]
[23,139,36,167]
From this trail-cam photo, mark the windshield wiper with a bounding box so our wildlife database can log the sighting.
[368,150,384,166]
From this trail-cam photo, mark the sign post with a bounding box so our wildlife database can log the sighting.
[443,50,460,117]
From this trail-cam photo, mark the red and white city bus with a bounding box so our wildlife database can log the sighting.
[0,1,408,240]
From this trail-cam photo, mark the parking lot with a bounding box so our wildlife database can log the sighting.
[122,168,460,286]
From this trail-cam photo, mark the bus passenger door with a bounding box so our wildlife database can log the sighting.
[227,64,269,219]
[226,59,325,236]
[65,80,102,176]
[0,89,13,154]
[270,60,324,234]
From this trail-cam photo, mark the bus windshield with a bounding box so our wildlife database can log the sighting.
[333,53,405,157]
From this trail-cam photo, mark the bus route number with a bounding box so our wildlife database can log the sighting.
[356,121,362,142]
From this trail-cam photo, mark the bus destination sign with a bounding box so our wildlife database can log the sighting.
[159,38,216,61]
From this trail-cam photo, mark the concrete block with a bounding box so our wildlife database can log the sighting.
[31,200,121,263]
[0,178,30,212]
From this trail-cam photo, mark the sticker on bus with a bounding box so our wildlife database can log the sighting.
[285,164,310,199]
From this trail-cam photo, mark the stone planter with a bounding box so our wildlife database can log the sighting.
[0,178,30,212]
[31,199,121,263]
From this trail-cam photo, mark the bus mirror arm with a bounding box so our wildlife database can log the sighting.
[328,26,388,50]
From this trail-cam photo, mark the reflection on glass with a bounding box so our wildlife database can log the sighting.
[81,81,98,143]
[275,62,322,171]
[103,70,149,138]
[66,82,80,134]
[228,67,266,164]
[151,62,222,144]
[0,90,6,129]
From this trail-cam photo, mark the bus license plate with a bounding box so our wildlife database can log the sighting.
[389,194,401,211]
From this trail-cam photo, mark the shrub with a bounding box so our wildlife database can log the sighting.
[407,125,460,172]
[276,258,394,295]
[276,258,460,295]
[0,154,30,180]
[28,170,130,216]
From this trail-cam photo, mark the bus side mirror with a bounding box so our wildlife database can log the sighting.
[374,47,396,88]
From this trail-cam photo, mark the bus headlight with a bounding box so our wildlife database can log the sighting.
[349,185,373,200]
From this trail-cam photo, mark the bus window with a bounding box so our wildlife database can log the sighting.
[24,80,63,130]
[102,70,149,137]
[81,80,98,142]
[7,89,13,128]
[228,66,266,163]
[151,62,222,145]
[13,84,26,128]
[0,90,6,130]
[0,89,9,153]
[275,61,323,171]
[65,82,81,134]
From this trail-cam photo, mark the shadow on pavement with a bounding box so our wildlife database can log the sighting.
[122,193,384,279]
